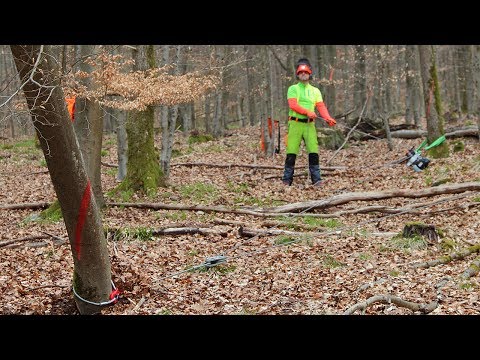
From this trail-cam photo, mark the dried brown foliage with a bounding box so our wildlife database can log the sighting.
[64,51,219,110]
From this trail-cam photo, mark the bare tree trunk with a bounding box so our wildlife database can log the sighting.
[115,109,127,181]
[353,45,367,119]
[324,45,336,115]
[74,45,105,208]
[264,46,274,156]
[372,46,383,118]
[10,45,112,315]
[405,45,421,127]
[160,45,182,179]
[463,45,475,114]
[473,45,480,140]
[204,94,211,133]
[418,45,449,159]
[121,45,163,194]
[245,45,256,126]
[451,46,462,113]
[212,46,224,137]
[384,45,393,115]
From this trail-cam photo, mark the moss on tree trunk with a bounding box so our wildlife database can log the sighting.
[116,106,164,197]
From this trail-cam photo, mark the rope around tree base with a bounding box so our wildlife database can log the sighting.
[72,280,120,307]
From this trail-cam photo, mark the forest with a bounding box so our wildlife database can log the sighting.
[0,45,479,315]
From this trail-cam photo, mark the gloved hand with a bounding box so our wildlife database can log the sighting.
[326,118,336,126]
[306,111,317,119]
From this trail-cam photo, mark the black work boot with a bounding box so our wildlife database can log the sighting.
[308,153,321,185]
[282,154,296,186]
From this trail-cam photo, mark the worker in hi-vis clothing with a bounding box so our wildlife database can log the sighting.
[282,58,336,186]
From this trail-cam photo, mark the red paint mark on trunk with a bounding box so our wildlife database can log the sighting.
[75,181,91,260]
[329,67,334,82]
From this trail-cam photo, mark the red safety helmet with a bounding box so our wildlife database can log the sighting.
[296,63,312,75]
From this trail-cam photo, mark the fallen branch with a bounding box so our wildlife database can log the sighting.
[238,226,396,239]
[170,162,344,171]
[411,244,480,269]
[107,226,229,238]
[107,202,341,218]
[239,227,311,238]
[6,241,51,249]
[263,182,480,214]
[0,202,49,210]
[40,231,67,245]
[107,184,479,218]
[435,277,450,303]
[0,170,49,177]
[27,284,69,291]
[418,201,480,217]
[0,234,49,248]
[461,255,480,280]
[380,126,478,140]
[152,227,228,237]
[101,161,118,168]
[343,294,438,314]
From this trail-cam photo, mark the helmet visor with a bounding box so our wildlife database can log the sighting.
[296,64,312,75]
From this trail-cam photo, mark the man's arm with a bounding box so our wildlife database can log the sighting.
[288,98,316,118]
[315,101,336,126]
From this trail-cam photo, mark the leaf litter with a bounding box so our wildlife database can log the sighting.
[0,123,479,315]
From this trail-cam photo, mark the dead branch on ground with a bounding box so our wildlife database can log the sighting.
[411,243,480,269]
[264,182,480,213]
[343,294,438,314]
[0,202,49,210]
[461,256,480,280]
[0,234,49,248]
[170,162,344,171]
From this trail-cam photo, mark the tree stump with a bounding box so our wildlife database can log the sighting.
[402,223,439,244]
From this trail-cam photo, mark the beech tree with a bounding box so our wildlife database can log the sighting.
[418,45,449,158]
[10,45,112,315]
[73,45,105,207]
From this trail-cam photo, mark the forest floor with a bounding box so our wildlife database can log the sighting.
[1,119,479,316]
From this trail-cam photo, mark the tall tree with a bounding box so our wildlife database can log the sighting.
[418,45,449,158]
[74,45,105,208]
[324,45,337,115]
[160,45,182,179]
[473,45,480,140]
[118,45,163,196]
[10,45,112,315]
[353,45,367,119]
[405,45,422,126]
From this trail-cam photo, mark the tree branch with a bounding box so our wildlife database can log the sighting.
[0,202,49,210]
[411,243,480,269]
[343,294,438,314]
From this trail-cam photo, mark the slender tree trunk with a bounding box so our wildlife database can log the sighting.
[10,45,112,315]
[324,45,336,115]
[115,109,128,181]
[74,45,105,208]
[204,94,211,133]
[353,45,367,119]
[473,45,480,140]
[405,45,422,127]
[160,45,182,179]
[245,45,256,126]
[464,45,475,114]
[384,45,393,115]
